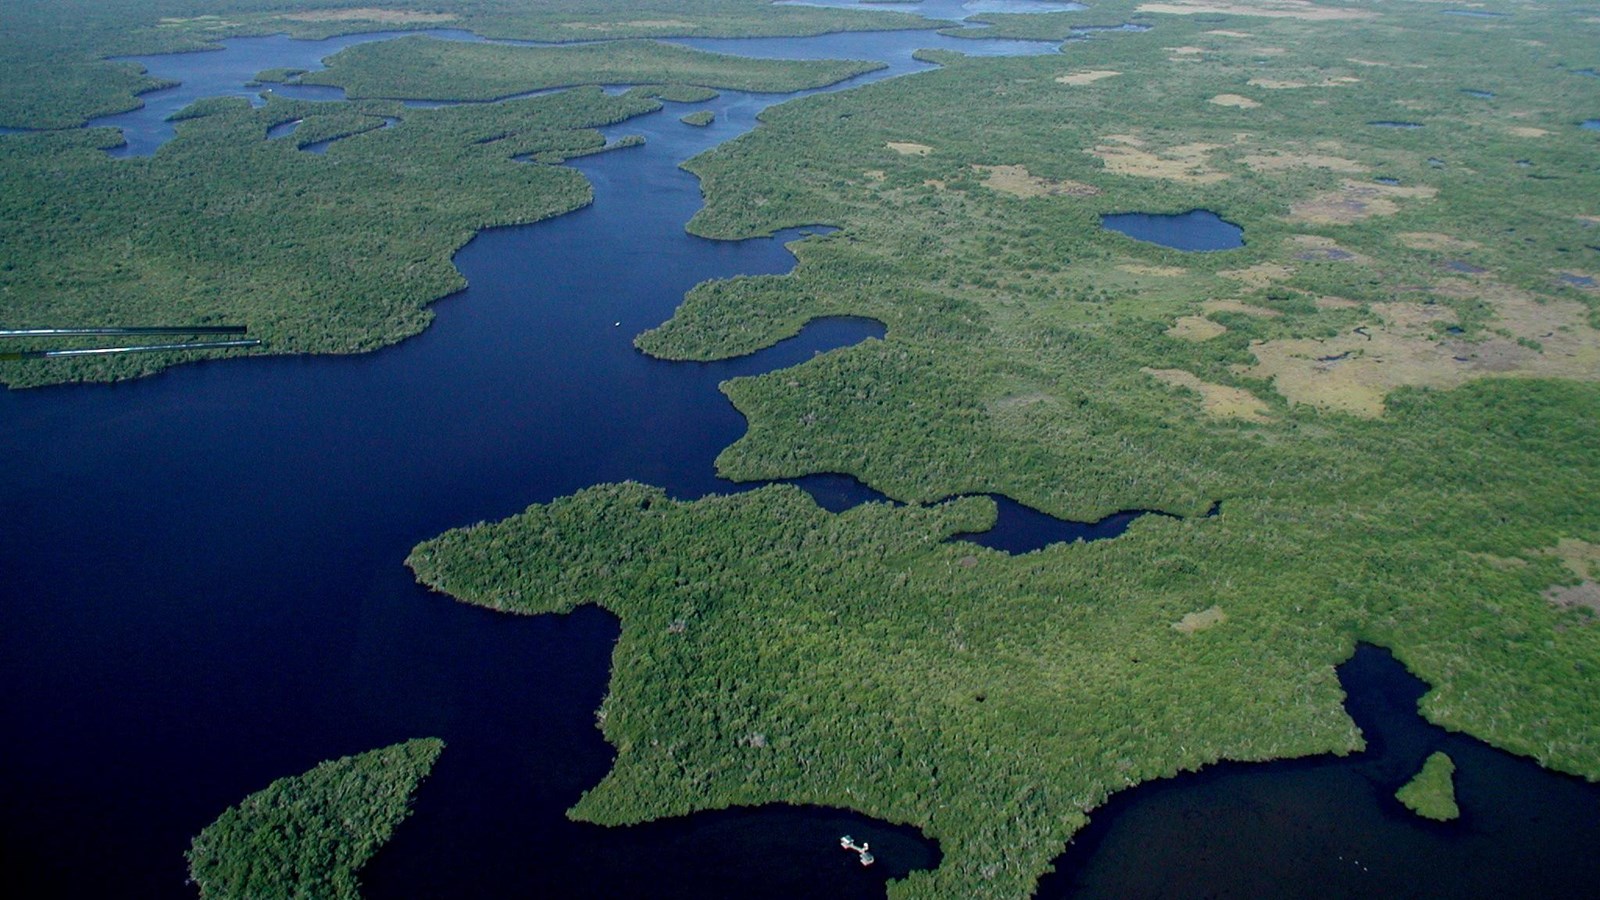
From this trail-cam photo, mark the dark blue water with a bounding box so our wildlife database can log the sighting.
[1461,88,1495,99]
[1036,646,1600,898]
[1101,210,1244,252]
[1369,120,1425,129]
[1582,119,1600,131]
[1442,9,1510,18]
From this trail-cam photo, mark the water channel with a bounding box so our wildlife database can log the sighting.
[4,9,1598,898]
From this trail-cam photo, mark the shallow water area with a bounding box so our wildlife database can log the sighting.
[96,29,483,155]
[1583,119,1600,130]
[1101,210,1244,252]
[1369,120,1424,129]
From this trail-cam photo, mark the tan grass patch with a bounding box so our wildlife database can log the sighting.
[1578,215,1600,226]
[1547,539,1600,581]
[923,179,947,190]
[1174,606,1228,633]
[1287,179,1437,225]
[1545,582,1600,616]
[887,141,933,156]
[987,392,1056,413]
[1316,296,1361,310]
[1210,94,1261,108]
[1248,78,1308,89]
[1468,552,1527,571]
[1217,265,1295,288]
[284,8,459,23]
[1090,135,1228,184]
[1168,45,1206,55]
[1241,150,1367,173]
[1169,316,1229,341]
[1204,298,1284,317]
[1240,279,1600,416]
[863,169,886,182]
[1508,126,1550,138]
[1206,29,1255,37]
[1398,232,1481,252]
[1254,47,1289,56]
[1056,69,1122,85]
[1291,234,1365,262]
[1118,264,1189,277]
[1143,368,1271,421]
[1137,0,1378,20]
[973,164,1101,198]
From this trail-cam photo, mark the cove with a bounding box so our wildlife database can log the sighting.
[1034,645,1600,898]
[1101,210,1244,252]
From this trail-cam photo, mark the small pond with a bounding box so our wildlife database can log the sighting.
[1101,210,1244,252]
[1460,89,1495,99]
[1582,119,1600,131]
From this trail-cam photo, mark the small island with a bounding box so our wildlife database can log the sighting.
[186,738,445,900]
[1396,751,1461,822]
[681,110,716,127]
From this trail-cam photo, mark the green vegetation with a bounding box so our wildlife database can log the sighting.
[681,110,716,127]
[0,86,669,387]
[1396,751,1460,822]
[186,737,444,900]
[0,1,931,129]
[298,37,886,101]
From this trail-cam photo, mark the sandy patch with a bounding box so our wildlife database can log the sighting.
[1239,279,1600,416]
[1248,78,1309,89]
[923,179,947,190]
[1169,316,1229,341]
[1508,126,1550,138]
[284,8,459,23]
[1144,368,1271,421]
[1137,1,1378,20]
[1119,264,1189,277]
[1578,215,1600,226]
[1253,47,1289,56]
[863,169,886,182]
[1398,232,1482,252]
[1241,150,1367,173]
[1206,30,1255,37]
[1168,45,1206,55]
[1174,606,1228,633]
[1090,134,1228,184]
[1056,69,1122,86]
[1211,94,1261,108]
[887,141,933,156]
[973,164,1101,198]
[1287,179,1437,225]
[1346,57,1390,67]
[1217,265,1294,289]
[1316,296,1361,310]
